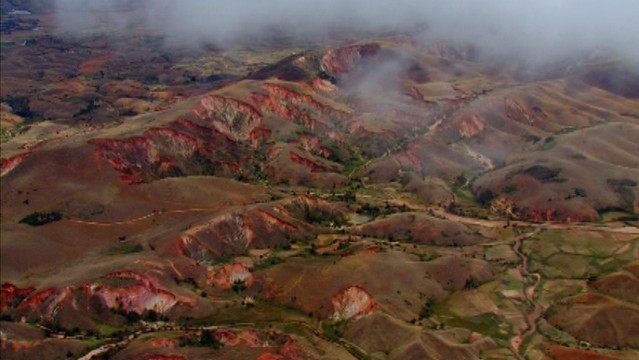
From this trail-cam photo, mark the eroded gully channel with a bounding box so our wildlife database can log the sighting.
[509,228,543,359]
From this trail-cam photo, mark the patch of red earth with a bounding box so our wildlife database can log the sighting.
[145,128,199,157]
[258,354,286,360]
[366,246,381,253]
[347,117,363,133]
[96,272,191,314]
[0,339,41,352]
[79,53,114,75]
[176,235,209,263]
[100,80,147,99]
[321,44,381,77]
[177,213,253,261]
[215,330,270,348]
[505,97,548,127]
[258,280,280,302]
[251,127,273,147]
[468,332,484,343]
[171,118,240,149]
[331,285,377,321]
[394,148,422,172]
[544,344,617,360]
[258,339,307,360]
[15,288,57,313]
[178,208,302,262]
[0,283,35,313]
[1,152,31,177]
[317,242,341,255]
[290,152,334,173]
[311,77,337,93]
[91,119,251,184]
[279,340,306,360]
[14,272,190,319]
[207,263,254,290]
[151,338,179,349]
[246,83,347,130]
[525,207,597,223]
[295,134,332,158]
[91,137,159,184]
[406,86,436,108]
[442,96,475,113]
[145,355,186,360]
[456,113,486,138]
[193,95,263,143]
[268,147,284,161]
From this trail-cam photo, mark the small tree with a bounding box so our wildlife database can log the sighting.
[199,330,222,349]
[231,279,247,293]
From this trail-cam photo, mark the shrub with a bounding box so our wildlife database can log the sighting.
[231,280,247,293]
[574,188,587,197]
[199,330,222,349]
[419,300,434,319]
[19,211,62,226]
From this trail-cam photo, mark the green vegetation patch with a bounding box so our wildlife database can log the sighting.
[107,243,144,255]
[437,311,510,343]
[322,321,346,342]
[521,165,563,183]
[254,255,284,271]
[19,211,62,226]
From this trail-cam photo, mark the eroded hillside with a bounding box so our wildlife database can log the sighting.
[2,4,639,360]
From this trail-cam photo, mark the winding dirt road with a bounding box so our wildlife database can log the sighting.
[76,320,367,360]
[68,207,224,226]
[429,207,639,235]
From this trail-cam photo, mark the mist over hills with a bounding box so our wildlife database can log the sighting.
[1,1,639,360]
[49,0,639,67]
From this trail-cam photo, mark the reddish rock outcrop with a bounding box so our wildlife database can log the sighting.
[91,119,253,184]
[258,339,307,360]
[290,152,334,173]
[331,286,377,321]
[151,338,179,349]
[215,330,272,348]
[1,152,31,177]
[178,208,305,262]
[246,83,347,129]
[321,44,380,77]
[193,95,263,143]
[94,272,188,314]
[524,206,597,223]
[1,283,35,313]
[457,113,486,138]
[296,134,332,158]
[505,97,547,125]
[394,148,423,172]
[279,340,307,360]
[207,262,254,290]
[91,137,160,184]
[12,272,190,321]
[312,77,338,93]
[144,128,199,157]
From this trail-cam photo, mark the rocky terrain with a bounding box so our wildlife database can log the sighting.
[1,1,639,360]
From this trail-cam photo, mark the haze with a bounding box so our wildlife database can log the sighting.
[51,0,639,67]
